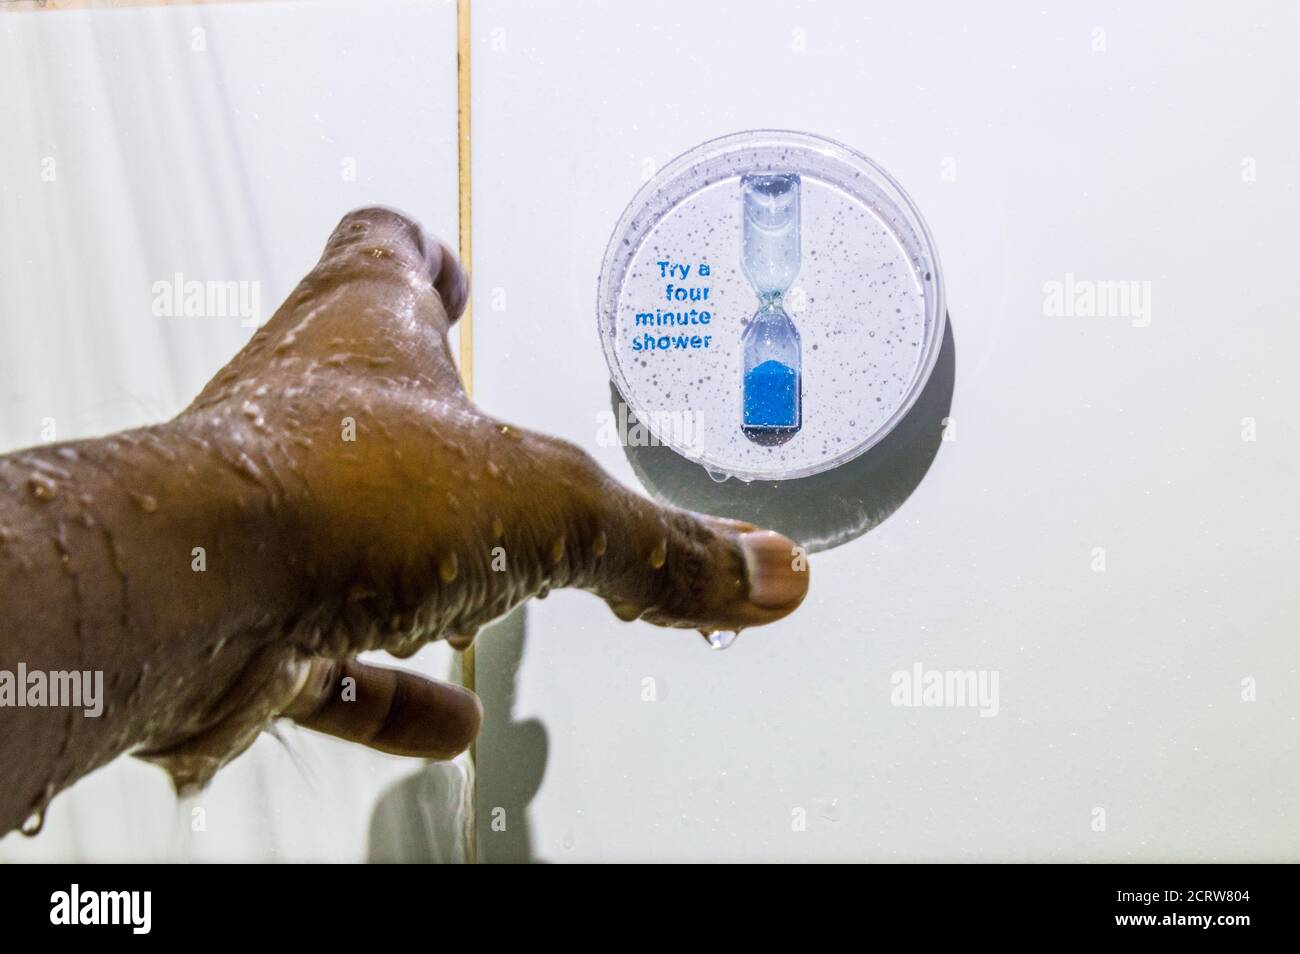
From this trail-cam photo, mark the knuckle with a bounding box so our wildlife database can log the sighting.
[336,205,421,237]
[651,513,744,617]
[324,207,443,285]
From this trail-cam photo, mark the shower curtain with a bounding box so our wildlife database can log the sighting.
[0,0,471,862]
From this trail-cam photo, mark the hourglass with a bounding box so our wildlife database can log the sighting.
[598,130,946,483]
[740,173,802,445]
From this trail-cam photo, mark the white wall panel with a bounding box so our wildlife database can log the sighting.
[470,0,1300,861]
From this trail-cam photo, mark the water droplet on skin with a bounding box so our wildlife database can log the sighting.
[347,582,376,602]
[497,424,522,442]
[649,538,667,569]
[610,601,642,622]
[447,630,477,651]
[27,474,58,501]
[491,516,505,539]
[131,492,158,514]
[438,553,459,584]
[549,536,566,564]
[705,631,738,650]
[20,807,46,837]
[241,401,265,426]
[592,530,607,557]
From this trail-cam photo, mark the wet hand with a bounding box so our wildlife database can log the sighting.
[20,208,810,799]
[253,208,809,768]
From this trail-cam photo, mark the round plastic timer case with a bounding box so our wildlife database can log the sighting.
[597,130,946,482]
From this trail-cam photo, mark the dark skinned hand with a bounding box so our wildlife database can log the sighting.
[0,208,809,834]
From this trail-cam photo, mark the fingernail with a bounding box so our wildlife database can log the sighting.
[433,239,469,322]
[740,530,808,609]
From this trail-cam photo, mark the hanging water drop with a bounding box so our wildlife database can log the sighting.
[20,806,46,837]
[27,473,58,501]
[705,630,738,651]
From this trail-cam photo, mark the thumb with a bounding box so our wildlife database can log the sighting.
[495,433,810,633]
[587,496,810,633]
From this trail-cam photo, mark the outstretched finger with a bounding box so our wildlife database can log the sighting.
[282,658,481,760]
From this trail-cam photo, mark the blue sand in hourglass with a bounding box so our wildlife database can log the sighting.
[741,298,802,443]
[743,358,800,433]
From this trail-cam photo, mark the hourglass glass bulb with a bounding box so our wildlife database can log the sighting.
[741,174,801,298]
